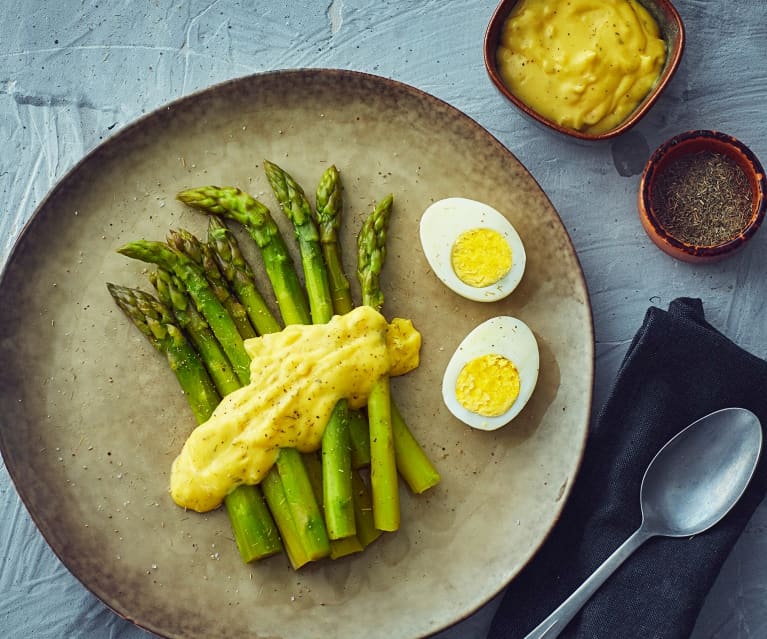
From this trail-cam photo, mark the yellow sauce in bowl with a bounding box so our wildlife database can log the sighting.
[496,0,666,134]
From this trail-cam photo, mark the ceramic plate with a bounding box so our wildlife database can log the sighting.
[0,69,593,639]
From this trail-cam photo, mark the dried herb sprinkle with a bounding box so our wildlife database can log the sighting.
[651,151,753,246]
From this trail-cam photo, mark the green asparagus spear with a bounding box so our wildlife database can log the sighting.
[367,378,398,531]
[314,164,353,316]
[357,195,393,311]
[275,448,331,560]
[206,215,282,336]
[261,470,310,570]
[391,402,440,494]
[313,165,376,475]
[320,399,356,539]
[356,195,440,497]
[351,469,382,548]
[167,229,257,340]
[263,160,357,540]
[357,195,400,531]
[348,408,372,469]
[106,283,220,424]
[224,483,284,563]
[107,283,282,562]
[302,452,365,559]
[264,160,334,325]
[175,193,337,562]
[117,240,251,386]
[179,238,335,562]
[155,269,319,566]
[149,268,240,397]
[176,186,311,326]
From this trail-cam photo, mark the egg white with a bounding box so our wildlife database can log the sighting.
[419,197,526,302]
[442,316,539,430]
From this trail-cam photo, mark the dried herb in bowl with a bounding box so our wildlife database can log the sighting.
[651,151,753,247]
[639,129,766,263]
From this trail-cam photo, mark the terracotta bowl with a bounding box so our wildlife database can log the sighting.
[483,0,685,141]
[638,130,767,262]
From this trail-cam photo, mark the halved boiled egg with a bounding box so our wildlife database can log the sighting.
[442,316,539,430]
[419,197,526,302]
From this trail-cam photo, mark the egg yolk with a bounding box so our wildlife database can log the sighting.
[451,228,512,287]
[455,354,521,416]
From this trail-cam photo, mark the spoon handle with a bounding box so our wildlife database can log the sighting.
[523,527,654,639]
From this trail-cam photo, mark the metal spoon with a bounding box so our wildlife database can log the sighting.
[525,407,763,639]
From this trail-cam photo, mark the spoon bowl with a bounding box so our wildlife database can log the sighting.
[525,407,762,639]
[640,407,762,536]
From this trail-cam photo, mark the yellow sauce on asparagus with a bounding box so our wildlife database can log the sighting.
[170,305,421,512]
[496,0,666,134]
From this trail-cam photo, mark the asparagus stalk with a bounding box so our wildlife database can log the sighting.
[357,195,393,311]
[149,268,240,397]
[312,165,374,473]
[106,283,282,562]
[314,164,353,316]
[176,186,311,326]
[157,264,321,565]
[173,224,335,562]
[357,195,400,531]
[355,195,441,496]
[366,377,398,531]
[320,399,355,539]
[264,159,334,325]
[116,240,251,386]
[178,187,339,563]
[302,452,364,559]
[264,160,356,540]
[106,284,220,424]
[261,469,311,570]
[206,215,282,336]
[166,228,257,340]
[391,402,441,493]
[348,408,372,469]
[224,483,284,564]
[351,469,382,548]
[302,452,382,554]
[274,448,331,560]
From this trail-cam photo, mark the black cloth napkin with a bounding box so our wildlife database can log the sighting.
[488,297,767,639]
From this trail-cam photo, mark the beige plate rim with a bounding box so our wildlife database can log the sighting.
[0,68,594,639]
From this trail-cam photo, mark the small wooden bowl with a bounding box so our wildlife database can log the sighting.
[483,0,685,141]
[638,130,767,262]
